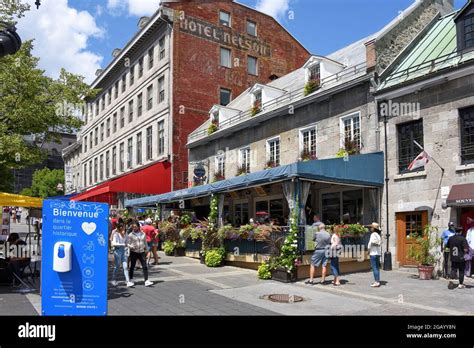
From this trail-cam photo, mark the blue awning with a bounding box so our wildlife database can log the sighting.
[125,152,384,207]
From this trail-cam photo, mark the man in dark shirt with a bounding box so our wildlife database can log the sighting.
[447,228,469,289]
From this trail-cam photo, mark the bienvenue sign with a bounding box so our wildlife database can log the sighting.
[178,14,271,58]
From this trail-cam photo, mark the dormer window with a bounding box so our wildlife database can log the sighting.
[309,64,320,81]
[456,2,474,52]
[304,62,321,96]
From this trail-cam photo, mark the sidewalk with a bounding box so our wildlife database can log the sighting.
[1,252,473,316]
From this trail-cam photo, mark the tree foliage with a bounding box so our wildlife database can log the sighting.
[0,0,30,23]
[20,168,65,198]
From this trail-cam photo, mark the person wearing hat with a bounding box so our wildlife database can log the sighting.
[367,222,382,287]
[441,222,456,279]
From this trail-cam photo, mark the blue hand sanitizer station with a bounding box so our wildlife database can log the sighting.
[41,200,109,316]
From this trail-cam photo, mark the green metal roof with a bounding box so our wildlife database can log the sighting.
[378,11,474,90]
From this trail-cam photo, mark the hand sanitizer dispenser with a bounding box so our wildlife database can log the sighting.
[53,242,72,273]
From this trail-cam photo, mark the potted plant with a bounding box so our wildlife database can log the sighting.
[299,149,317,162]
[236,165,248,176]
[250,101,262,116]
[173,240,187,257]
[163,240,175,256]
[304,78,321,96]
[212,171,225,182]
[257,261,272,280]
[207,121,218,135]
[408,225,441,280]
[204,247,226,267]
[265,160,277,170]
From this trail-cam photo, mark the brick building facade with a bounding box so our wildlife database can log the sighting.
[67,0,309,207]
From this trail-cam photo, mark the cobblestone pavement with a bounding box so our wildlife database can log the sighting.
[2,239,474,315]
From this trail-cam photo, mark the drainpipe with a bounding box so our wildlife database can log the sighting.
[383,113,392,271]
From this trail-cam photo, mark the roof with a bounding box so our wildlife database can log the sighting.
[125,152,384,207]
[378,10,474,90]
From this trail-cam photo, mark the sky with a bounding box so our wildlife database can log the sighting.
[15,0,466,83]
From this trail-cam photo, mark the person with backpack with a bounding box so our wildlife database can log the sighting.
[127,222,153,287]
[367,222,382,288]
[111,223,134,288]
[447,227,469,289]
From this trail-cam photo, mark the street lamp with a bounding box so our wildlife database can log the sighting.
[0,22,22,57]
[56,183,64,193]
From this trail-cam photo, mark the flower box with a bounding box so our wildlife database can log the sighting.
[271,268,297,283]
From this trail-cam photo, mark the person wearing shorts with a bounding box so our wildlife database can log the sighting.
[306,224,331,285]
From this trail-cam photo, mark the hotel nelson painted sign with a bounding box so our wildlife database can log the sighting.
[177,13,271,58]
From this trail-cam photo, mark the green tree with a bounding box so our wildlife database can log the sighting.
[20,168,65,198]
[0,2,99,192]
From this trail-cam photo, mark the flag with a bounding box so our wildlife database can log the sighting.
[408,151,430,171]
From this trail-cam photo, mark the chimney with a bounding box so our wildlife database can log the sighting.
[138,16,150,29]
[112,48,122,58]
[365,39,376,73]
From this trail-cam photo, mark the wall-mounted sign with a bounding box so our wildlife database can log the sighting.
[178,14,271,58]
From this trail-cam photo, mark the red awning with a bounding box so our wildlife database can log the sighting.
[446,183,474,207]
[73,161,172,204]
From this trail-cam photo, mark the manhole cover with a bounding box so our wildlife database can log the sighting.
[264,294,304,303]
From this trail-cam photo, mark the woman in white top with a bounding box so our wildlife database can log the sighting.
[330,230,342,286]
[367,222,382,288]
[111,223,134,287]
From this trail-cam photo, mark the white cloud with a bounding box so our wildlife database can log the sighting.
[16,0,104,83]
[106,0,161,17]
[256,0,291,21]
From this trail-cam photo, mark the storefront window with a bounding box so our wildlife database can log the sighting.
[322,190,363,225]
[255,199,284,224]
[234,202,249,226]
[322,192,340,225]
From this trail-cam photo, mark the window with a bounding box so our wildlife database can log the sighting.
[239,147,250,174]
[120,107,125,128]
[127,138,133,168]
[300,126,317,160]
[106,118,110,138]
[107,89,112,105]
[94,158,98,182]
[121,75,126,93]
[255,199,284,223]
[136,133,142,165]
[94,127,98,145]
[246,20,257,36]
[95,101,99,117]
[220,88,231,106]
[460,107,474,164]
[84,136,88,153]
[112,147,117,175]
[83,164,87,187]
[220,47,231,68]
[89,133,93,149]
[219,11,231,27]
[147,84,153,110]
[146,126,153,160]
[397,119,424,174]
[267,137,280,167]
[340,113,361,153]
[100,123,104,142]
[158,120,165,155]
[322,190,363,225]
[148,46,154,69]
[130,65,135,86]
[119,143,124,172]
[309,64,320,81]
[159,36,165,60]
[114,81,119,99]
[99,154,104,181]
[128,99,134,123]
[105,151,110,178]
[113,113,117,133]
[138,57,144,78]
[247,56,258,75]
[463,15,474,50]
[234,202,249,226]
[215,154,225,177]
[101,95,105,111]
[158,77,165,103]
[89,161,92,184]
[137,93,143,117]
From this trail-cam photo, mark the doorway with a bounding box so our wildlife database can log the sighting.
[396,211,428,266]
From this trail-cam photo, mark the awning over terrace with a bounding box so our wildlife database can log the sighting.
[125,152,384,208]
